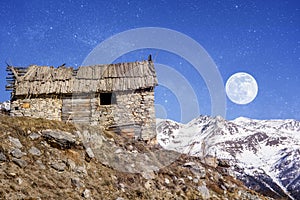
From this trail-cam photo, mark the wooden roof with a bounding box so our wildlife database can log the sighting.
[6,60,157,96]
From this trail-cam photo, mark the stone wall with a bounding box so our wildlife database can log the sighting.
[138,91,156,140]
[10,98,62,121]
[90,90,156,140]
[10,89,156,140]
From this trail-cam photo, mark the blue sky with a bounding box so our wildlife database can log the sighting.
[0,0,299,122]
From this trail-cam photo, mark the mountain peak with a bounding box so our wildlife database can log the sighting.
[232,116,252,122]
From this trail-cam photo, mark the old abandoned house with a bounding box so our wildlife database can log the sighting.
[6,59,157,140]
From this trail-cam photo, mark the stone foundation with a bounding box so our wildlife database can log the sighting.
[10,98,62,121]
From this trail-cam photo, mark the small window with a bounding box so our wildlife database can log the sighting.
[100,93,116,105]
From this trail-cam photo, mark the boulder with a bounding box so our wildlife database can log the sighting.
[85,147,95,159]
[8,136,23,148]
[28,146,42,156]
[12,158,28,168]
[29,133,41,140]
[0,152,7,162]
[51,162,66,171]
[82,189,91,198]
[11,148,26,158]
[42,129,77,149]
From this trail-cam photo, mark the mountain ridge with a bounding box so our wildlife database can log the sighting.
[156,115,300,199]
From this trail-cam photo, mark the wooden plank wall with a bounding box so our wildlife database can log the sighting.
[61,97,91,123]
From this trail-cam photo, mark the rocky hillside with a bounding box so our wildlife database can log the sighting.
[156,116,300,200]
[0,115,271,199]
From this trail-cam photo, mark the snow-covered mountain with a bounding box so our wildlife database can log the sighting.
[0,101,10,111]
[156,115,300,200]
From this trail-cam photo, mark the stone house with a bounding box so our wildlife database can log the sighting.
[6,59,157,140]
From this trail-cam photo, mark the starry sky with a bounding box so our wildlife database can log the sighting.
[0,0,299,122]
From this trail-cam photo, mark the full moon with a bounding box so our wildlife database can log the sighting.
[225,72,258,105]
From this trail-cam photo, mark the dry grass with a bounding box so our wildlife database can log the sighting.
[0,115,273,200]
[0,115,76,134]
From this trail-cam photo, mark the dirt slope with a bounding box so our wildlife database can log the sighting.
[0,115,273,200]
